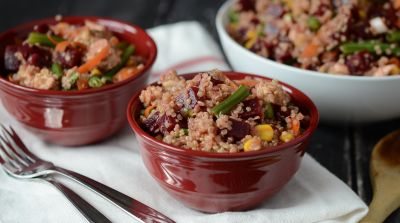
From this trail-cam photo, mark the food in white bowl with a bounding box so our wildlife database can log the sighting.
[216,0,400,123]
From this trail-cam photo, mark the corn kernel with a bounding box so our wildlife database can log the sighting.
[243,137,261,152]
[243,139,252,152]
[255,124,274,141]
[90,68,102,76]
[245,30,257,49]
[280,131,294,143]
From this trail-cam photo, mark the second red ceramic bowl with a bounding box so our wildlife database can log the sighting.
[0,16,157,146]
[127,71,319,213]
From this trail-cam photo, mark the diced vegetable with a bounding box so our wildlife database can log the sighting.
[255,124,274,141]
[243,139,255,152]
[116,41,129,50]
[239,98,263,120]
[51,63,63,79]
[264,103,274,119]
[243,137,261,152]
[55,41,70,52]
[280,131,294,142]
[307,16,321,31]
[292,119,300,136]
[78,42,110,74]
[226,119,251,141]
[211,85,250,115]
[70,72,79,85]
[234,79,258,87]
[88,76,104,88]
[387,31,400,42]
[90,68,102,76]
[228,10,239,24]
[104,44,135,77]
[144,105,155,118]
[113,66,141,82]
[340,41,400,56]
[101,76,112,84]
[76,77,89,90]
[182,128,189,135]
[27,32,64,47]
[301,43,320,58]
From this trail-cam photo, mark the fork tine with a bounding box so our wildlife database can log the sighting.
[0,132,31,166]
[2,125,39,161]
[0,141,21,172]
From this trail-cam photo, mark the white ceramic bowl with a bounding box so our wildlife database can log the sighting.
[216,0,400,123]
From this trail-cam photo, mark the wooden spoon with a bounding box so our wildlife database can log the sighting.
[359,129,400,223]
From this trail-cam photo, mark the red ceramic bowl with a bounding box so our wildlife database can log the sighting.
[0,16,157,146]
[127,71,319,213]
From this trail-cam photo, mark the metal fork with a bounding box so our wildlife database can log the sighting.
[0,128,112,223]
[0,125,175,223]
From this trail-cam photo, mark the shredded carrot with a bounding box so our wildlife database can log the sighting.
[55,41,70,52]
[395,0,400,9]
[113,66,141,82]
[78,45,109,74]
[144,105,156,118]
[47,34,59,45]
[301,43,320,58]
[110,36,119,46]
[389,57,400,67]
[77,77,89,90]
[292,119,300,136]
[73,41,86,49]
[235,79,258,87]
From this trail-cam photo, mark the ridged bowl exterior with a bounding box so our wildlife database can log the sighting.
[0,16,157,146]
[128,72,319,213]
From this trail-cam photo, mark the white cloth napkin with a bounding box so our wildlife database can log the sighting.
[0,21,367,223]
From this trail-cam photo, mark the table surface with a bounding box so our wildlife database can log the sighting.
[1,0,399,222]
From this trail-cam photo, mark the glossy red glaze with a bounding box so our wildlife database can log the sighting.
[0,16,157,146]
[127,72,319,213]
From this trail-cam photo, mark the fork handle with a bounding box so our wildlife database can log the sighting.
[46,177,112,223]
[53,167,175,223]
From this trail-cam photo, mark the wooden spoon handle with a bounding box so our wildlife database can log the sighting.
[359,178,400,223]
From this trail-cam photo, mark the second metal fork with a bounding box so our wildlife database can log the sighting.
[0,125,175,223]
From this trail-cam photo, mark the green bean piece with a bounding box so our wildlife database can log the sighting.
[101,76,112,84]
[104,44,135,77]
[88,76,104,88]
[307,16,321,32]
[340,41,400,56]
[116,41,129,50]
[387,31,400,43]
[70,72,79,84]
[228,9,239,24]
[51,63,63,79]
[26,32,64,47]
[211,85,250,116]
[264,103,274,119]
[62,72,79,90]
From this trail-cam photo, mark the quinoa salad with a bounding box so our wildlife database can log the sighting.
[227,0,400,76]
[3,19,145,90]
[139,70,308,153]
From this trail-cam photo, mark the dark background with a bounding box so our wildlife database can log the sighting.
[1,0,399,222]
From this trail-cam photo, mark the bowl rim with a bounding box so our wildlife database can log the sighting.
[216,0,400,82]
[127,71,319,159]
[0,16,157,96]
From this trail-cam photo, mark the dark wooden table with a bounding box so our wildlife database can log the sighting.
[1,0,399,222]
